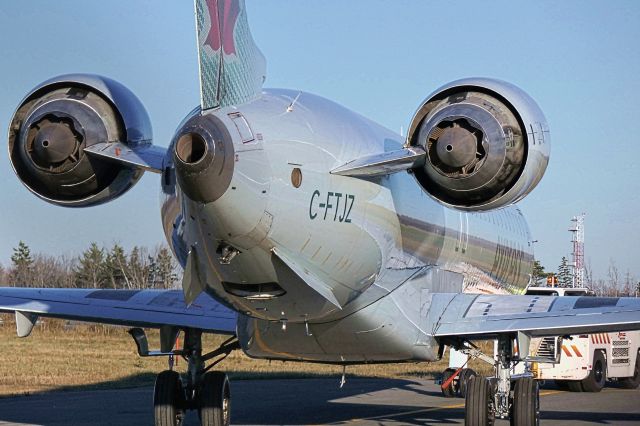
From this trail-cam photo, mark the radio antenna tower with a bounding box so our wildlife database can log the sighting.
[569,214,585,288]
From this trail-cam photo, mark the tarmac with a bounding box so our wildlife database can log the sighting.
[0,378,638,425]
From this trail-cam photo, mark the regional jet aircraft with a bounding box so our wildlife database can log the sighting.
[2,1,639,425]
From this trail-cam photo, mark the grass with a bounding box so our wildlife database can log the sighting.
[0,315,493,396]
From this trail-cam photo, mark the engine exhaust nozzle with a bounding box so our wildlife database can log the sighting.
[173,114,234,203]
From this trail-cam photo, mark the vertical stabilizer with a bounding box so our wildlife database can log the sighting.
[195,0,266,110]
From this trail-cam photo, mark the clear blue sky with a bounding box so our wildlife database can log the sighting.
[0,1,639,283]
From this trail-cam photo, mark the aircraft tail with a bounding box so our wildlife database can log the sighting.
[195,0,266,110]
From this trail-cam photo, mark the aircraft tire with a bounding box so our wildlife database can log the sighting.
[510,378,540,426]
[465,376,494,426]
[459,368,477,398]
[618,351,640,389]
[199,371,231,426]
[581,351,606,392]
[154,370,184,426]
[441,368,456,398]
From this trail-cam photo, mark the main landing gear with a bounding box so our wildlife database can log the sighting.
[129,327,239,426]
[440,367,477,398]
[456,335,541,426]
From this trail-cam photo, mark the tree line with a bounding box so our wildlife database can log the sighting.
[2,241,638,296]
[0,241,180,289]
[532,257,640,297]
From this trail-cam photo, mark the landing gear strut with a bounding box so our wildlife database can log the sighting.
[130,327,238,426]
[458,335,540,426]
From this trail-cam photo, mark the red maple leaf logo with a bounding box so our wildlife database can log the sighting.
[204,0,240,56]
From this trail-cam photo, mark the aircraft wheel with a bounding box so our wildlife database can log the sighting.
[618,350,640,389]
[441,368,456,397]
[581,350,606,392]
[154,370,184,426]
[458,368,477,398]
[510,378,540,426]
[465,376,494,426]
[199,371,231,426]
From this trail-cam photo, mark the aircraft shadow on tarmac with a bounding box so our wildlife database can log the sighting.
[0,375,638,425]
[0,375,459,426]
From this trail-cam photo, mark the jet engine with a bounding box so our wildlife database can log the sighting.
[171,113,235,204]
[407,78,550,211]
[8,74,153,207]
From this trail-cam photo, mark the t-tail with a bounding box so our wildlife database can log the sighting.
[195,0,267,110]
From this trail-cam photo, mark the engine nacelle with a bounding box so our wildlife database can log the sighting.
[172,113,235,204]
[408,78,549,211]
[8,74,152,207]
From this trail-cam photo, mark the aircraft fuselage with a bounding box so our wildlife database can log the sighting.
[159,89,533,362]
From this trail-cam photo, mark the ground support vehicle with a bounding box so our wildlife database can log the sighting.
[528,331,640,391]
[520,286,640,391]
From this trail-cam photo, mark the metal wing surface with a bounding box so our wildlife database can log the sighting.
[430,293,640,339]
[0,287,237,334]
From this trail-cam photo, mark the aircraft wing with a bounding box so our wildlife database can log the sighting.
[0,287,237,335]
[195,0,266,110]
[429,293,640,339]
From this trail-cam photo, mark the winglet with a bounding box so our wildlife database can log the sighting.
[195,0,266,110]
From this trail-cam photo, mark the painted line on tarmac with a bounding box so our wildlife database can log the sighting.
[326,389,563,424]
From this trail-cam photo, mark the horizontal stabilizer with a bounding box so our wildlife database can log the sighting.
[331,147,426,177]
[84,142,166,173]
